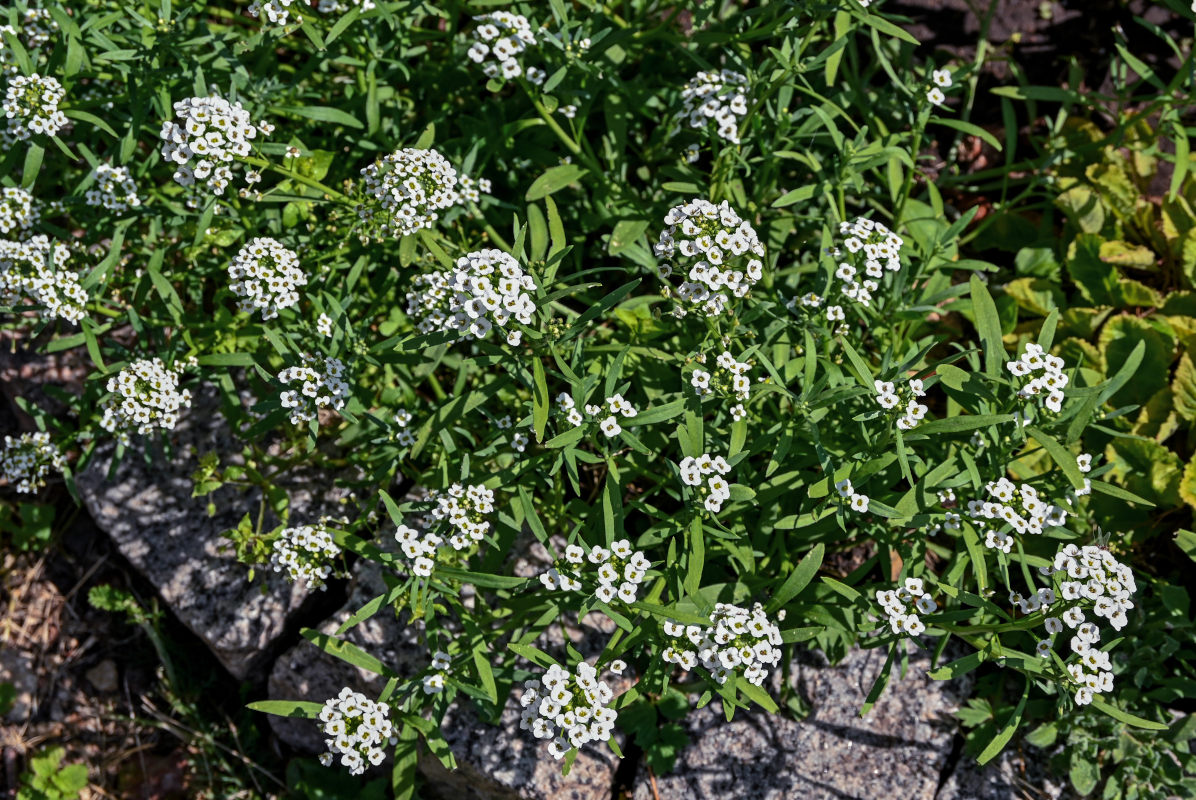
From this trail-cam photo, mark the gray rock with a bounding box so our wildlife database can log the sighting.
[266,545,621,799]
[75,384,350,680]
[632,645,996,800]
[942,746,1065,800]
[84,659,118,693]
[0,647,36,723]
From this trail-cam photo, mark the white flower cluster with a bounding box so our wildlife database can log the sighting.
[840,217,903,273]
[1072,452,1094,498]
[394,483,496,575]
[316,688,396,775]
[873,378,927,430]
[0,236,86,323]
[467,12,537,80]
[677,69,749,145]
[519,662,618,760]
[653,199,765,318]
[1034,543,1137,705]
[392,408,416,447]
[85,164,141,213]
[1,7,59,60]
[317,0,376,12]
[1006,342,1068,414]
[359,148,482,238]
[248,0,294,25]
[927,68,953,107]
[834,477,870,513]
[538,539,651,605]
[690,350,752,421]
[421,649,451,694]
[965,478,1068,553]
[316,312,334,337]
[228,237,306,319]
[99,358,192,443]
[811,217,905,329]
[875,577,937,636]
[661,602,782,686]
[159,95,270,196]
[269,523,342,590]
[1,432,66,493]
[558,393,638,438]
[3,74,68,140]
[278,354,350,426]
[405,248,537,345]
[0,187,37,235]
[929,488,961,535]
[679,452,733,513]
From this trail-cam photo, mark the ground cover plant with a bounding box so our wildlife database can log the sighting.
[1,0,1195,797]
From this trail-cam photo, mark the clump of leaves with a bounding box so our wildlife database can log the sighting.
[16,748,88,800]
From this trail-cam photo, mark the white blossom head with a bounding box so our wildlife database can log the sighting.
[654,198,764,318]
[467,11,537,82]
[3,74,68,140]
[518,661,618,759]
[248,0,294,25]
[0,187,38,236]
[676,69,750,146]
[358,147,472,238]
[1,432,66,493]
[158,95,271,196]
[99,358,192,444]
[84,164,141,214]
[227,237,306,320]
[0,236,86,323]
[270,522,342,590]
[278,353,351,426]
[316,688,395,776]
[405,248,538,342]
[661,602,782,687]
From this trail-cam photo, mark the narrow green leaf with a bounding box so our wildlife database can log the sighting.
[247,699,324,718]
[977,681,1029,764]
[302,630,395,676]
[766,543,824,612]
[525,164,587,201]
[532,358,549,443]
[1026,426,1085,489]
[684,516,704,597]
[970,275,1004,376]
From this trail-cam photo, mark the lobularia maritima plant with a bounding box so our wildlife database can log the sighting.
[1,0,1188,795]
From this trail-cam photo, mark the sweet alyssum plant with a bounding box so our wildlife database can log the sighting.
[1,0,1183,793]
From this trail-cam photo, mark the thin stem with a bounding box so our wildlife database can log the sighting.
[243,155,347,201]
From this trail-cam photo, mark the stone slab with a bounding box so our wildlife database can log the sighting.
[632,645,979,800]
[75,384,345,680]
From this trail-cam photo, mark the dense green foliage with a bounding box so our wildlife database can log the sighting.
[1,1,1194,797]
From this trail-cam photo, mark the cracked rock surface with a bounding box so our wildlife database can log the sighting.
[268,547,623,800]
[75,385,349,680]
[631,645,1037,800]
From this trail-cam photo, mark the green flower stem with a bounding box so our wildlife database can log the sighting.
[525,92,583,159]
[243,155,347,201]
[894,107,930,227]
